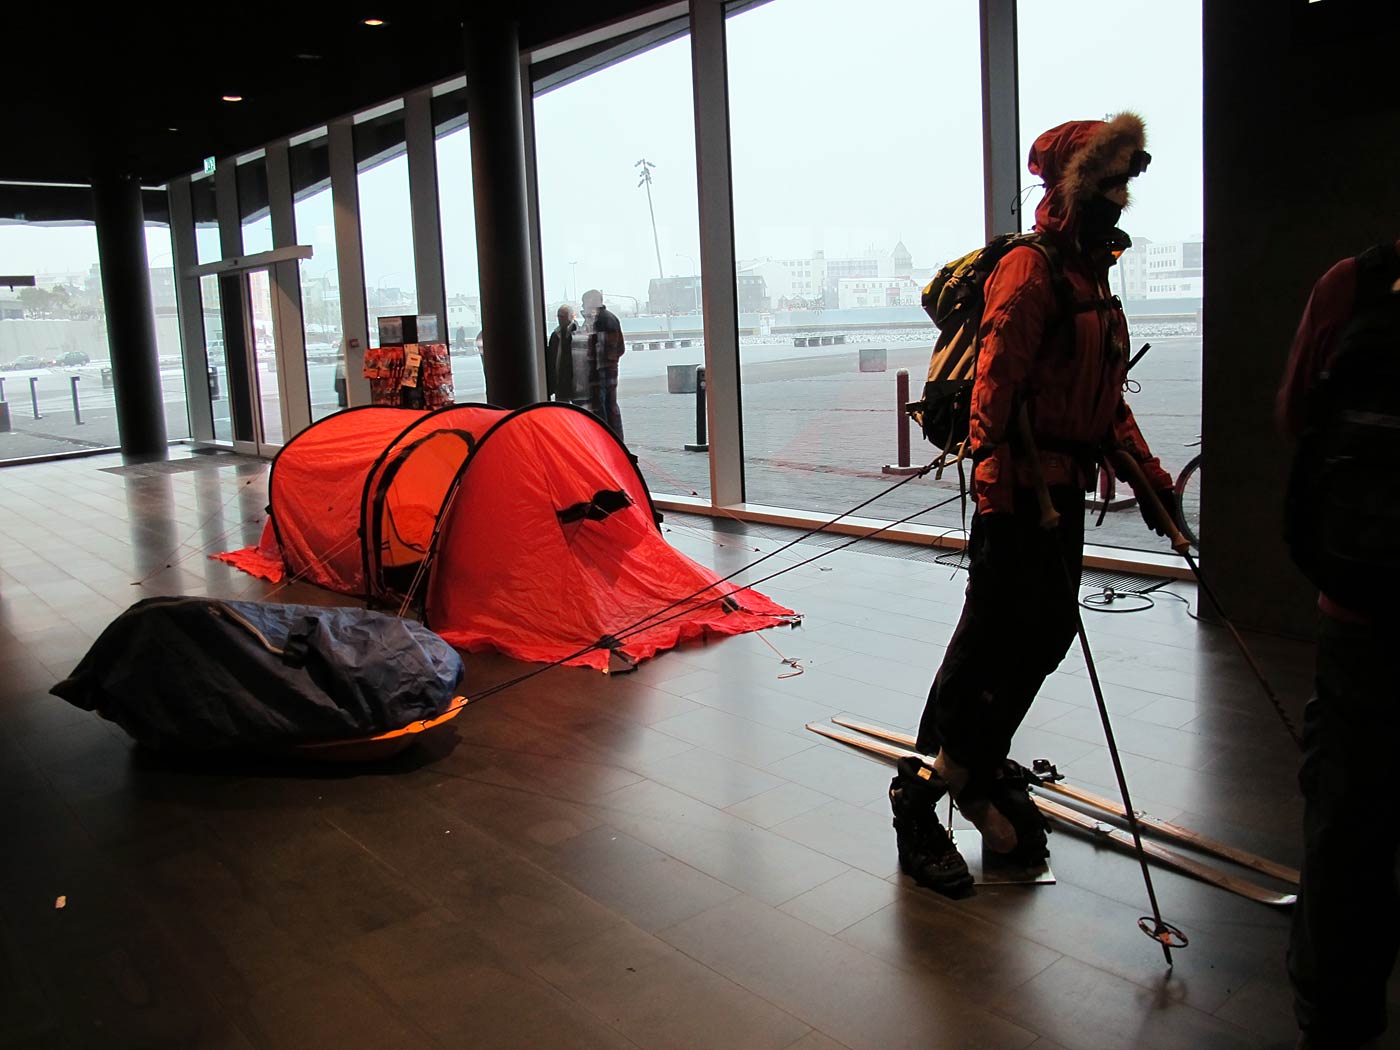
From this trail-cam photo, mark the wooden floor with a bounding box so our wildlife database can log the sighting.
[0,449,1381,1049]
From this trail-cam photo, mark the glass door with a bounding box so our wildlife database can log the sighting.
[245,268,284,449]
[200,274,232,443]
[208,268,285,457]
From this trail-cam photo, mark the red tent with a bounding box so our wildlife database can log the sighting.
[216,404,797,671]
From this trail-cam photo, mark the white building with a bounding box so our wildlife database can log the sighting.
[837,276,920,309]
[739,241,931,309]
[1115,237,1202,300]
[446,295,481,341]
[738,256,826,306]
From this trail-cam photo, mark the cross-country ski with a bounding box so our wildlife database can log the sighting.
[805,721,1297,909]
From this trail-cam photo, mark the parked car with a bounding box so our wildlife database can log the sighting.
[9,354,46,370]
[60,350,90,366]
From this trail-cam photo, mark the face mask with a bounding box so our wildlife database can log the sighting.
[1079,193,1123,236]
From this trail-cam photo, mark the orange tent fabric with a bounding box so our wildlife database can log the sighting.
[214,404,796,671]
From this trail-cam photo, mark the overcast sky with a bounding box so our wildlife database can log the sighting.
[2,0,1201,312]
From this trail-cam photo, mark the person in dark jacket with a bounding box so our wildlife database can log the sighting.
[546,303,580,403]
[582,288,626,438]
[1277,237,1400,1050]
[893,113,1178,897]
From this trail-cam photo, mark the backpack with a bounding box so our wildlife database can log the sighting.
[907,233,1073,455]
[1284,242,1400,614]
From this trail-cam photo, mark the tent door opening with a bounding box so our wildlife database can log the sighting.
[368,429,476,603]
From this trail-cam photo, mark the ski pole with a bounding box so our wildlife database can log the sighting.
[1017,406,1183,967]
[1105,450,1303,750]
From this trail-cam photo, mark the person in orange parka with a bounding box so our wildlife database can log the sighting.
[892,113,1181,897]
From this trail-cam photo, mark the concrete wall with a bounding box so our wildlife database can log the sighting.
[0,317,183,366]
[1202,0,1400,636]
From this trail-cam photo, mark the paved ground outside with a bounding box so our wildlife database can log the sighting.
[0,327,1202,555]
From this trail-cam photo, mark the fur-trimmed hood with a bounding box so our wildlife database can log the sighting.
[1029,112,1147,234]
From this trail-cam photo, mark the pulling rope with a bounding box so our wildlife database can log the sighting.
[466,485,966,706]
[1107,451,1303,751]
[129,475,265,587]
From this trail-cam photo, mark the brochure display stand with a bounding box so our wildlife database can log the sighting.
[363,314,454,410]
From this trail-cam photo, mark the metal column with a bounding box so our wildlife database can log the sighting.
[690,0,744,507]
[520,54,549,395]
[405,89,449,344]
[981,0,1022,239]
[215,157,243,258]
[466,14,540,408]
[266,138,312,436]
[93,171,167,458]
[168,176,214,443]
[328,117,372,406]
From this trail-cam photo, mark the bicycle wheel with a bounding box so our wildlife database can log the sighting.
[1173,453,1202,550]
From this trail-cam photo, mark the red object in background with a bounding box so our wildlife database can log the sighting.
[363,342,454,409]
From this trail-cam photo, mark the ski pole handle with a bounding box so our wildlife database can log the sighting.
[1015,405,1060,531]
[1105,450,1191,555]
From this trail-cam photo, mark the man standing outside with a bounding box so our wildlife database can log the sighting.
[892,113,1178,896]
[582,288,625,439]
[1278,236,1400,1050]
[546,303,581,404]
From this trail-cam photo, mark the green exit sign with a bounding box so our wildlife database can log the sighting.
[203,156,216,176]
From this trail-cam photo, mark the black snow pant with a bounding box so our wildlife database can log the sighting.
[1289,612,1400,1048]
[915,485,1085,774]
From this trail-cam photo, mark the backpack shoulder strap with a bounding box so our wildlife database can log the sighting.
[1014,233,1077,327]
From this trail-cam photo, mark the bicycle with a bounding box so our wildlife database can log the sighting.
[1173,438,1202,551]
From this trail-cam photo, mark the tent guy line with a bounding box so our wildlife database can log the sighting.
[464,485,964,707]
[130,475,264,588]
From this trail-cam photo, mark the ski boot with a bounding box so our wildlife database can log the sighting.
[889,756,974,898]
[961,760,1051,867]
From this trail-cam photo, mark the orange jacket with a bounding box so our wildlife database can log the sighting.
[970,222,1170,513]
[969,238,1169,514]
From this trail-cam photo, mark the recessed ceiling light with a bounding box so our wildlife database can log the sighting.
[222,94,244,103]
[362,17,386,26]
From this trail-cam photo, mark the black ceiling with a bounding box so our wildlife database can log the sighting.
[4,3,665,188]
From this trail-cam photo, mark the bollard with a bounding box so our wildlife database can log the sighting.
[29,376,42,419]
[0,376,6,401]
[882,368,921,475]
[684,366,709,452]
[70,375,83,425]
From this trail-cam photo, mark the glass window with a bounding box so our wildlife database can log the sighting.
[291,133,344,420]
[0,222,116,461]
[434,100,484,404]
[1018,0,1203,551]
[533,26,708,499]
[354,110,416,349]
[727,0,983,526]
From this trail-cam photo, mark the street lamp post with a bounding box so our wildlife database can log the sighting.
[635,159,665,281]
